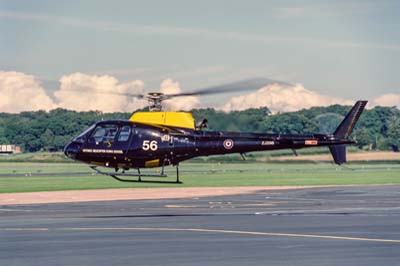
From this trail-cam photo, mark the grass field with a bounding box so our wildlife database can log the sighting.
[0,162,399,193]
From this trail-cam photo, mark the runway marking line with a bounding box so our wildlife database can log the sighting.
[165,203,275,208]
[2,227,400,243]
[3,228,49,231]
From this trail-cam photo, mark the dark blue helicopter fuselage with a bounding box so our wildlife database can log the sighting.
[64,119,352,170]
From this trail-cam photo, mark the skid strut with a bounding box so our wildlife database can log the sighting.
[90,166,182,184]
[176,163,180,183]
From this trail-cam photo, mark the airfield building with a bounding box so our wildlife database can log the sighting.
[0,145,21,154]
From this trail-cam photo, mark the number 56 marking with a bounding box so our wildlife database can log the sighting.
[142,140,158,151]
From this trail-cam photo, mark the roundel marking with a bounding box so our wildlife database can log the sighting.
[223,139,234,150]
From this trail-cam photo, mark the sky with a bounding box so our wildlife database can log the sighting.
[0,0,399,113]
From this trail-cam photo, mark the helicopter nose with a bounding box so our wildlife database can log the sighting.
[64,142,82,159]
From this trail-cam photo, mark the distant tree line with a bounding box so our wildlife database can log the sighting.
[0,104,399,152]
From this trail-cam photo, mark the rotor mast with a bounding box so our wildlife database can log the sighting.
[146,92,166,111]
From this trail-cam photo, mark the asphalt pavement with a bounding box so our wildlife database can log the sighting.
[1,185,400,266]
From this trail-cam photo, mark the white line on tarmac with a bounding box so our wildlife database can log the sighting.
[1,227,400,243]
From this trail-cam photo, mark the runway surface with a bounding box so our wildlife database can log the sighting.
[1,185,400,266]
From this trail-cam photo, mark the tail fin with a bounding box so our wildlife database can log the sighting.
[329,145,347,165]
[333,100,368,139]
[329,100,367,164]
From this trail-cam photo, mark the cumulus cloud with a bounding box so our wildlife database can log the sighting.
[54,72,146,112]
[0,71,56,113]
[0,71,199,113]
[54,75,199,112]
[160,78,199,111]
[221,83,354,113]
[1,70,399,114]
[371,93,400,108]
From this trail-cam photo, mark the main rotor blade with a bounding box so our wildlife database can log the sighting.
[94,91,146,99]
[57,88,146,99]
[78,78,282,99]
[51,77,289,101]
[164,78,286,98]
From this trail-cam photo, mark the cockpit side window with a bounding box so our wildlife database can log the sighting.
[88,124,119,144]
[118,125,131,142]
[73,124,96,142]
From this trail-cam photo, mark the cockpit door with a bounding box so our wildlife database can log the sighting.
[113,125,133,151]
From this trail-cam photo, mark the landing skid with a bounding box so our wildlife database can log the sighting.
[90,165,182,184]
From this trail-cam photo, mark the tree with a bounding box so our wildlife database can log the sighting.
[312,113,344,134]
[353,128,373,149]
[261,113,318,134]
[387,109,400,150]
[40,129,55,151]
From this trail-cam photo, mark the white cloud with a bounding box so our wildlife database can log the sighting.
[0,71,56,113]
[0,70,398,114]
[54,72,146,112]
[0,71,198,113]
[371,93,400,108]
[221,83,354,113]
[160,79,199,111]
[53,74,199,112]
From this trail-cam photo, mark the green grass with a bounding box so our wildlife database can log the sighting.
[0,152,70,163]
[0,162,399,193]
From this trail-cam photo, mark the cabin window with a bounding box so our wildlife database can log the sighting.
[118,125,131,142]
[88,124,119,144]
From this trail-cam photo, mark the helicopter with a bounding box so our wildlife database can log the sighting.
[64,84,367,184]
